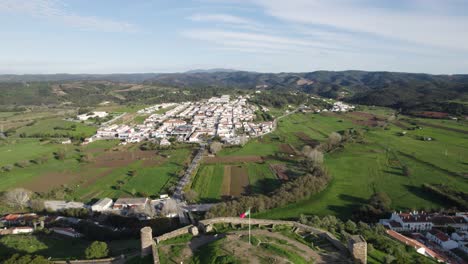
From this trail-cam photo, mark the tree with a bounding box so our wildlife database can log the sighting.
[402,165,411,176]
[79,153,94,163]
[54,150,66,160]
[209,141,223,154]
[3,188,32,209]
[305,149,324,165]
[184,190,199,203]
[328,132,342,147]
[85,241,109,259]
[345,220,357,234]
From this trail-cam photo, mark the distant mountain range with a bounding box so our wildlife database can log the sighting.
[0,70,467,114]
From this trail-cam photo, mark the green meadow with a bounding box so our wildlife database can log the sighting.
[257,112,468,219]
[15,118,97,138]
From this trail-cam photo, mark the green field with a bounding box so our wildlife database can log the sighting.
[15,118,97,138]
[191,162,278,202]
[0,233,138,260]
[191,164,225,202]
[0,138,192,203]
[70,147,193,200]
[256,112,468,219]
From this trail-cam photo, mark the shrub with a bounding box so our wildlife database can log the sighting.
[85,241,109,259]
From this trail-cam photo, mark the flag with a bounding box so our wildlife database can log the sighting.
[240,209,250,219]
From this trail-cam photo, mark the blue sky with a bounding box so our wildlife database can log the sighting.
[1,0,467,74]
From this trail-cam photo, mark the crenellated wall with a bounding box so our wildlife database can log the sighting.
[146,217,354,263]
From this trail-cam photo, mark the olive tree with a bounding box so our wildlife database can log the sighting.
[209,141,223,154]
[85,241,109,259]
[3,188,32,209]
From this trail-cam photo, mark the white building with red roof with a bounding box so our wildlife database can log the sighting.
[381,211,433,231]
[426,229,459,251]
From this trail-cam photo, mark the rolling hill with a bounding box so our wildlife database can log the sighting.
[1,71,467,114]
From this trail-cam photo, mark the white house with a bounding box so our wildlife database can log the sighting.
[11,226,34,234]
[426,229,459,250]
[380,212,433,231]
[91,198,113,212]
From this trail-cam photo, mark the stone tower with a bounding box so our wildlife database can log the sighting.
[140,226,153,258]
[348,235,367,264]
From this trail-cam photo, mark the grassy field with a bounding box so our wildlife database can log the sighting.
[70,146,193,200]
[0,138,193,202]
[0,233,138,260]
[191,162,278,202]
[15,118,97,138]
[256,111,468,219]
[191,164,225,202]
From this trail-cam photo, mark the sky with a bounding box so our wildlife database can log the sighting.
[1,0,468,74]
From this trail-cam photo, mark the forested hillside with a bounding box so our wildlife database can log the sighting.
[1,71,467,114]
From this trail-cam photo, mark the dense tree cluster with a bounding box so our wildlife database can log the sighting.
[353,192,392,223]
[250,92,307,108]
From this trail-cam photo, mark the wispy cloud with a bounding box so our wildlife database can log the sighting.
[181,29,335,54]
[252,0,468,51]
[187,13,264,31]
[0,0,137,32]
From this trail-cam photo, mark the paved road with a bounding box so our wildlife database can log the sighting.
[172,143,206,202]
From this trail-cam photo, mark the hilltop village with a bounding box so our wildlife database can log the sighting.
[85,95,274,146]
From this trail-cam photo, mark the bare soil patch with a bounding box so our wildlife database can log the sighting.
[225,165,249,196]
[413,111,449,119]
[270,164,289,180]
[295,132,320,147]
[346,111,383,127]
[91,150,160,168]
[221,165,231,196]
[279,144,296,155]
[22,171,82,192]
[204,155,263,164]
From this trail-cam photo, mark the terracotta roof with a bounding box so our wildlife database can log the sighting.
[4,214,21,221]
[399,213,431,223]
[386,230,450,262]
[429,230,450,242]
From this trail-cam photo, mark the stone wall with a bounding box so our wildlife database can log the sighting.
[198,217,348,254]
[348,235,367,264]
[145,217,351,263]
[154,225,191,244]
[151,243,160,264]
[141,226,153,257]
[53,256,124,264]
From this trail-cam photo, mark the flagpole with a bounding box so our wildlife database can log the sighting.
[248,207,251,245]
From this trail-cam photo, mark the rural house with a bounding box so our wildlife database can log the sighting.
[113,197,149,209]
